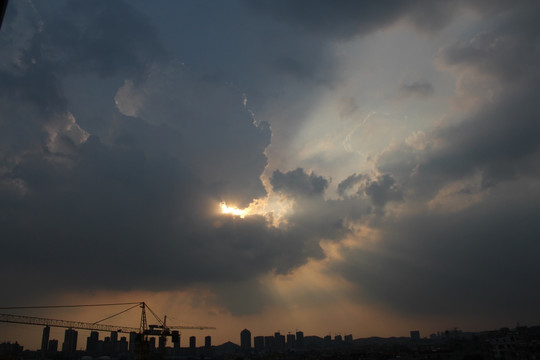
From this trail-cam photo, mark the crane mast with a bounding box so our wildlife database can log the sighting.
[140,302,147,334]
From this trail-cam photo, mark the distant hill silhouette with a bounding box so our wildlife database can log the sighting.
[213,341,240,355]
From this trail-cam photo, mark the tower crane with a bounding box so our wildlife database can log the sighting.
[0,301,215,359]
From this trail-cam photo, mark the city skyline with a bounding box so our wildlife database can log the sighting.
[4,322,540,355]
[4,324,540,360]
[1,0,540,350]
[1,309,535,353]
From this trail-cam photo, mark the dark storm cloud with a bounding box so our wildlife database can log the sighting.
[440,1,540,82]
[270,168,328,198]
[330,1,540,322]
[2,0,539,325]
[337,173,402,210]
[378,3,540,199]
[246,0,458,40]
[0,0,164,163]
[273,57,314,83]
[378,86,540,200]
[113,63,271,207]
[333,183,540,319]
[30,0,165,79]
[0,136,321,294]
[0,0,318,312]
[362,174,402,208]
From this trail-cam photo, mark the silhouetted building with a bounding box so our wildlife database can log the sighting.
[205,336,211,348]
[129,332,137,353]
[86,331,99,354]
[264,336,274,351]
[254,336,264,351]
[62,329,78,356]
[275,332,285,351]
[189,336,196,350]
[41,326,50,356]
[110,331,118,354]
[335,334,343,342]
[296,331,304,348]
[287,333,295,348]
[104,336,112,354]
[241,329,251,352]
[48,339,58,353]
[324,335,332,346]
[0,342,23,356]
[410,330,420,341]
[344,334,353,343]
[118,337,128,353]
[158,335,166,353]
[149,337,156,352]
[171,331,180,355]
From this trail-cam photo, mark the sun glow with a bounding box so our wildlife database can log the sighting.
[218,195,295,225]
[220,202,248,218]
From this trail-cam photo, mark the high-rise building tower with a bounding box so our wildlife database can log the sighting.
[41,326,50,356]
[240,329,251,352]
[129,332,137,353]
[205,336,211,348]
[62,329,78,356]
[48,340,58,353]
[286,333,295,349]
[189,336,196,349]
[86,331,99,354]
[274,332,285,352]
[110,331,118,354]
[172,331,180,355]
[296,331,304,348]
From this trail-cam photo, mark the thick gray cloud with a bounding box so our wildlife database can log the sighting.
[31,0,165,79]
[333,182,540,320]
[329,1,540,323]
[113,63,271,207]
[337,173,402,210]
[246,0,459,40]
[271,168,371,247]
[0,0,312,311]
[363,174,402,209]
[371,1,540,201]
[440,2,540,82]
[1,0,539,327]
[271,168,328,198]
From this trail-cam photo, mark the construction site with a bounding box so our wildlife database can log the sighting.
[0,302,216,360]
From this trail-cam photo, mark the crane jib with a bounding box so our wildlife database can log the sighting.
[0,302,215,334]
[0,313,139,333]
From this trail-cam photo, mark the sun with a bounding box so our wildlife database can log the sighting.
[220,202,248,218]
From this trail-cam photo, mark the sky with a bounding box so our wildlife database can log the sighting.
[1,0,540,350]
